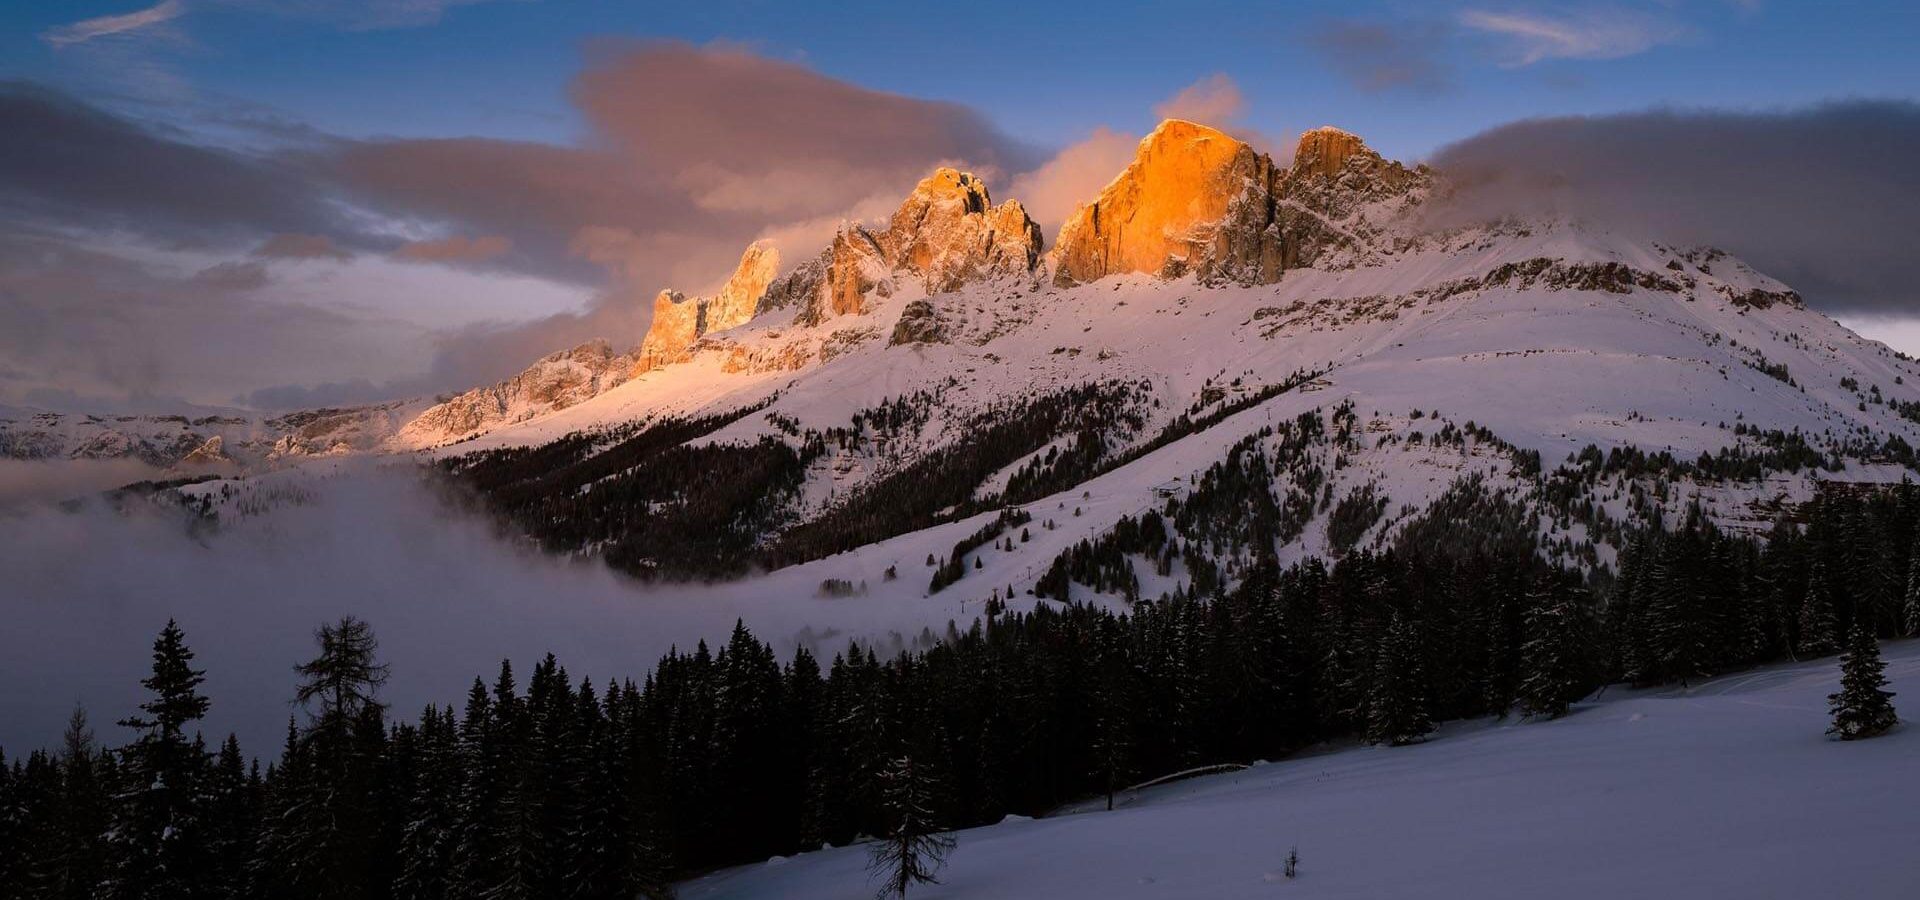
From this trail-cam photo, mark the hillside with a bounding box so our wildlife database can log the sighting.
[685,639,1920,900]
[401,121,1920,600]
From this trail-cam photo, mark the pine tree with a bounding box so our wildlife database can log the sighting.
[866,755,955,900]
[203,734,258,900]
[265,616,392,900]
[1904,531,1920,637]
[1797,559,1840,657]
[395,706,460,900]
[1827,621,1898,740]
[1365,612,1434,746]
[1089,641,1138,812]
[1517,577,1592,719]
[38,707,110,900]
[102,619,214,900]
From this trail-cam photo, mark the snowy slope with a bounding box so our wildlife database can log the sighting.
[382,215,1920,603]
[684,639,1920,900]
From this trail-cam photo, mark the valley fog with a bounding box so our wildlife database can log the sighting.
[0,463,932,755]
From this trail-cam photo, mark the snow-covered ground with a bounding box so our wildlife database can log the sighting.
[685,640,1920,899]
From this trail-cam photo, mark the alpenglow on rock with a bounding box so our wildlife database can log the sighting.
[1049,120,1426,286]
[885,168,1043,294]
[635,240,782,371]
[765,168,1043,326]
[399,339,636,444]
[1051,119,1285,287]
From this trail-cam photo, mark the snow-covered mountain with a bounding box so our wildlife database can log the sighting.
[371,119,1920,603]
[0,399,427,469]
[24,118,1920,603]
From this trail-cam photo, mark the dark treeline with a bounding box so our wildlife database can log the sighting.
[4,486,1917,899]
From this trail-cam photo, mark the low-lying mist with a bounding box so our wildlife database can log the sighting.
[0,462,936,756]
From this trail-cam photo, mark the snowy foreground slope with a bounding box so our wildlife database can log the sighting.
[687,641,1920,900]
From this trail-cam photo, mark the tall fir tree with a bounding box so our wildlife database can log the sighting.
[1827,621,1899,740]
[1517,576,1594,719]
[1365,612,1435,746]
[395,706,460,900]
[1797,558,1841,658]
[40,708,110,900]
[102,620,214,900]
[866,755,955,900]
[1904,531,1920,637]
[1088,634,1138,812]
[262,616,392,900]
[202,734,258,900]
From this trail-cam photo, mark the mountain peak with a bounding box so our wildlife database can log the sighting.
[634,240,782,372]
[1291,125,1373,180]
[1051,117,1280,286]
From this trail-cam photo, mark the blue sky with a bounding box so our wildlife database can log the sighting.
[3,0,1919,407]
[8,0,1917,158]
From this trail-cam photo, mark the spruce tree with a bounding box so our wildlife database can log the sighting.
[42,708,110,900]
[1827,621,1898,740]
[1517,578,1592,719]
[1797,558,1841,657]
[267,616,392,900]
[1089,643,1138,811]
[103,619,214,900]
[866,755,955,900]
[1365,612,1435,746]
[203,734,258,900]
[395,706,459,900]
[1904,532,1920,637]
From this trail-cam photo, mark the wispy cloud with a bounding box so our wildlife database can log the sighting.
[1307,19,1454,94]
[1153,73,1245,126]
[1459,7,1685,66]
[41,0,186,48]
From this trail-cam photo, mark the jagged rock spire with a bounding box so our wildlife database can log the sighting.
[635,240,782,372]
[1050,119,1284,287]
[1049,119,1426,287]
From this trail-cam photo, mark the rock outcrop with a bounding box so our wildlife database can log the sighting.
[634,241,782,371]
[1291,125,1368,180]
[399,340,635,444]
[1050,120,1428,287]
[769,168,1044,327]
[703,240,781,334]
[1052,119,1285,286]
[889,299,948,346]
[885,168,1043,294]
[636,289,700,371]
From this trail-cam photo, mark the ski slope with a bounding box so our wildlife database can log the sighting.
[684,640,1920,900]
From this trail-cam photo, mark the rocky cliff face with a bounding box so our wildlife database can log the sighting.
[769,168,1044,326]
[885,168,1043,294]
[1051,119,1284,286]
[634,241,782,372]
[399,340,635,444]
[1050,120,1428,287]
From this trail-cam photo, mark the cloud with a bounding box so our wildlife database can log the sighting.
[1004,127,1139,242]
[1425,100,1920,314]
[1459,7,1685,66]
[0,43,1044,409]
[254,232,352,260]
[0,82,358,246]
[190,260,271,291]
[393,234,512,264]
[318,40,1042,385]
[0,227,428,407]
[1153,73,1246,127]
[41,0,186,48]
[1308,19,1454,94]
[0,463,983,754]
